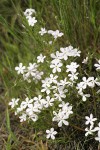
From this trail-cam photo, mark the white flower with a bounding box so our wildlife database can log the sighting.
[49,41,52,45]
[85,124,96,136]
[60,47,68,60]
[79,92,90,101]
[94,60,100,70]
[76,82,84,93]
[51,84,63,94]
[15,63,26,74]
[9,98,19,108]
[41,86,51,95]
[27,16,37,26]
[33,95,46,108]
[60,102,73,115]
[53,108,71,127]
[41,78,51,94]
[60,46,81,57]
[27,63,38,77]
[50,61,63,73]
[37,54,46,63]
[77,77,96,91]
[89,77,96,88]
[15,106,24,115]
[85,114,97,125]
[44,96,54,108]
[39,28,47,35]
[82,94,90,101]
[81,77,96,89]
[46,128,57,140]
[24,8,36,17]
[19,113,27,122]
[51,51,62,63]
[21,97,33,109]
[94,122,100,132]
[58,78,68,87]
[54,87,67,101]
[48,30,63,39]
[70,47,81,57]
[34,71,43,81]
[28,113,38,122]
[49,74,58,84]
[26,104,40,115]
[66,62,79,73]
[95,133,100,142]
[68,72,79,81]
[95,78,100,86]
[94,123,100,142]
[82,57,88,64]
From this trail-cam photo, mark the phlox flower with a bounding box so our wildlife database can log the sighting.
[60,46,81,58]
[60,102,73,115]
[51,51,62,63]
[50,61,63,73]
[54,87,68,101]
[49,74,58,84]
[82,57,88,64]
[94,123,100,132]
[37,54,46,63]
[85,124,96,136]
[60,47,69,60]
[94,123,100,142]
[15,106,24,115]
[27,63,38,76]
[68,72,79,81]
[95,132,100,142]
[33,71,44,81]
[19,113,27,122]
[24,8,36,17]
[9,98,19,108]
[85,114,97,125]
[26,104,40,116]
[33,95,46,108]
[15,63,26,74]
[81,77,96,89]
[48,30,63,39]
[44,96,54,108]
[53,101,73,127]
[41,78,51,94]
[27,16,37,27]
[28,113,38,122]
[71,48,81,57]
[94,60,100,70]
[58,78,69,87]
[46,128,57,140]
[53,110,69,127]
[78,92,90,101]
[66,62,79,73]
[21,97,33,109]
[39,28,47,35]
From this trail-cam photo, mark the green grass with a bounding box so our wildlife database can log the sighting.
[0,0,100,149]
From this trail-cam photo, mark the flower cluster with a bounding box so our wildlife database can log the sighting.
[24,8,37,26]
[9,8,100,142]
[15,61,44,83]
[77,77,99,101]
[39,28,64,40]
[85,114,100,142]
